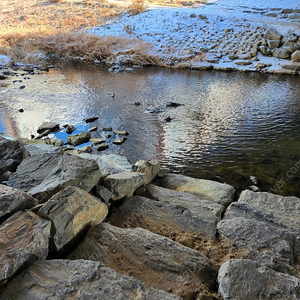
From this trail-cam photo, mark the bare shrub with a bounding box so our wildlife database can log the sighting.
[126,0,147,15]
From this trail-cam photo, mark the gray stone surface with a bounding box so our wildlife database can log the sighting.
[218,259,300,300]
[272,48,291,59]
[267,39,281,49]
[1,259,182,300]
[24,142,61,156]
[291,50,300,62]
[67,132,90,146]
[110,195,217,237]
[104,171,146,200]
[0,136,29,180]
[146,184,224,220]
[78,153,132,176]
[157,174,235,206]
[39,186,108,252]
[68,223,217,296]
[134,159,160,184]
[264,28,283,40]
[0,211,51,281]
[0,184,38,223]
[7,153,102,202]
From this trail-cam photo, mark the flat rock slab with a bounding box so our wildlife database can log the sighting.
[0,136,29,179]
[218,259,300,300]
[68,223,217,297]
[146,184,224,220]
[110,195,217,238]
[0,184,38,224]
[158,174,235,206]
[103,171,146,200]
[37,122,59,134]
[1,259,182,300]
[7,153,102,202]
[0,211,51,281]
[78,153,132,176]
[39,186,108,253]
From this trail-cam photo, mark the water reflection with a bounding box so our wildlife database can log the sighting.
[0,62,299,196]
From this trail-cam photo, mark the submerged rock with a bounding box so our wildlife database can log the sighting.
[0,211,51,282]
[1,260,182,300]
[68,223,217,297]
[39,186,108,253]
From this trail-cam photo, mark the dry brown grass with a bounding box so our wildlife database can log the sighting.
[126,0,147,15]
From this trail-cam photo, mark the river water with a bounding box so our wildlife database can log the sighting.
[0,62,299,196]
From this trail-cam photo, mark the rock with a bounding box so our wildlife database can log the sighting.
[158,174,235,206]
[0,211,51,281]
[279,62,300,71]
[265,12,277,17]
[46,138,64,147]
[264,28,282,40]
[65,124,76,134]
[134,159,160,184]
[7,153,102,202]
[83,116,98,123]
[0,184,38,224]
[67,132,90,146]
[166,102,184,107]
[104,171,146,200]
[96,185,114,203]
[165,116,172,122]
[39,186,108,253]
[218,259,300,300]
[217,217,297,272]
[78,153,132,176]
[68,223,217,297]
[235,60,252,66]
[113,137,127,145]
[110,195,217,238]
[267,39,281,49]
[291,50,300,62]
[259,46,272,55]
[0,136,29,180]
[77,145,92,154]
[146,184,224,219]
[24,142,61,156]
[36,122,59,134]
[96,144,109,151]
[113,130,129,136]
[90,138,105,145]
[88,126,97,132]
[272,48,291,59]
[288,13,300,19]
[281,9,294,14]
[249,175,258,185]
[282,32,298,43]
[282,42,300,52]
[102,127,113,131]
[1,259,182,300]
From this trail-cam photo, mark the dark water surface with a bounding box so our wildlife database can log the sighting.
[0,62,300,196]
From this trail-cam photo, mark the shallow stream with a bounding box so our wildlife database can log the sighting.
[0,62,299,196]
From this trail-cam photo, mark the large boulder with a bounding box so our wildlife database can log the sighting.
[39,186,108,253]
[1,259,182,300]
[0,184,38,224]
[217,217,297,273]
[7,153,102,202]
[146,184,224,220]
[218,259,300,300]
[110,195,218,237]
[103,171,146,200]
[157,174,235,206]
[37,122,59,134]
[291,50,300,62]
[134,159,160,184]
[272,48,291,59]
[0,211,51,281]
[68,223,217,298]
[264,28,283,40]
[78,153,132,176]
[0,136,29,180]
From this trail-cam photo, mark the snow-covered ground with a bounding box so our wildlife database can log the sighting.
[91,0,300,73]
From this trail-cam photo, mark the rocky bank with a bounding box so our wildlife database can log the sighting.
[0,133,300,299]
